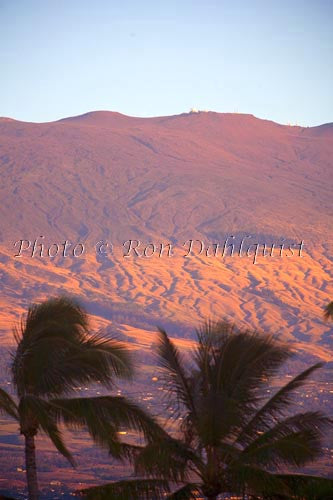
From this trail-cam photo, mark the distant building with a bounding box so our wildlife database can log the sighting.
[189,108,209,113]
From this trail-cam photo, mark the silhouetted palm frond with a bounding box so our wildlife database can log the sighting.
[50,395,165,454]
[12,298,133,397]
[323,301,333,321]
[131,321,331,500]
[19,394,74,465]
[0,387,18,420]
[236,363,323,446]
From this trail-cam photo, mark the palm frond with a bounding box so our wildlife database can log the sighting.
[247,429,322,468]
[18,296,88,343]
[195,391,240,446]
[240,411,330,468]
[0,387,18,420]
[194,322,291,413]
[12,296,89,395]
[323,301,333,321]
[276,473,333,500]
[193,319,226,377]
[135,437,201,482]
[65,332,133,384]
[215,441,242,465]
[227,464,289,497]
[216,330,290,405]
[236,362,323,446]
[19,395,74,465]
[12,304,133,397]
[50,396,164,453]
[166,483,200,499]
[79,479,170,499]
[191,322,293,444]
[157,328,195,418]
[13,333,90,397]
[37,333,133,396]
[118,442,144,463]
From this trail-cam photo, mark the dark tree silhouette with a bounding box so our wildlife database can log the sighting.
[0,296,161,500]
[82,321,331,499]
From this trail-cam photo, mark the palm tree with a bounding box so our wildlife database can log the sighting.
[81,321,331,499]
[323,301,333,321]
[0,296,162,500]
[274,474,333,500]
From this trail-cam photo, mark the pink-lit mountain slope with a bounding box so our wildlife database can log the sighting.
[0,111,332,363]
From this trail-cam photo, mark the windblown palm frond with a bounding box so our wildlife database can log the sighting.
[236,362,323,446]
[323,301,333,321]
[13,296,88,344]
[49,395,165,455]
[76,332,133,380]
[157,328,196,418]
[34,333,132,397]
[19,394,74,465]
[203,322,290,401]
[226,464,289,497]
[135,437,200,482]
[240,411,329,468]
[12,298,133,397]
[0,387,18,420]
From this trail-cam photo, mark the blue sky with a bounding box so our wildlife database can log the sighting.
[1,0,332,125]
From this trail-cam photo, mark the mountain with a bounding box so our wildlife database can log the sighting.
[0,111,332,362]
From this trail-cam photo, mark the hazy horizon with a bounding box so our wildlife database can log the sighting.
[1,108,332,127]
